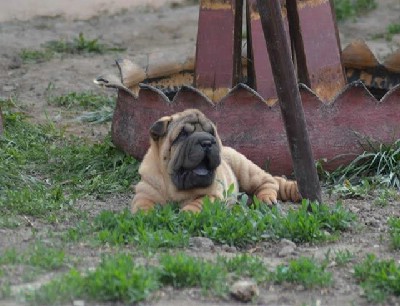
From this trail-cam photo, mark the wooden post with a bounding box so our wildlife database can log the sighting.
[256,0,322,203]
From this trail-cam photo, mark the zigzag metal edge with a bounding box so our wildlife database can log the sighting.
[113,79,399,109]
[111,78,400,175]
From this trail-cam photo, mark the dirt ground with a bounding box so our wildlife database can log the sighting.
[0,0,400,305]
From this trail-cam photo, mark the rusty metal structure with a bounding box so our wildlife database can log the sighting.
[96,0,400,176]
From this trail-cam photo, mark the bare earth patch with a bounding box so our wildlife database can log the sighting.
[0,0,399,305]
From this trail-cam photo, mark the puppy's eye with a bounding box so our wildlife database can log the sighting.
[172,129,189,145]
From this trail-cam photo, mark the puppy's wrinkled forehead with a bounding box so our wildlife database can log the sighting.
[171,110,213,134]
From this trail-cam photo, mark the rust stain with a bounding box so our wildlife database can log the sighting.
[346,69,355,79]
[342,40,379,69]
[297,0,328,9]
[198,87,229,102]
[311,66,346,102]
[384,50,400,73]
[248,1,260,21]
[266,97,279,107]
[359,71,373,86]
[146,72,194,89]
[201,0,232,10]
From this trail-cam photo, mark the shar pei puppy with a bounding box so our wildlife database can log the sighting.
[131,109,301,213]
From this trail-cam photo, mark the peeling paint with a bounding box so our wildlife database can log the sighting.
[200,0,232,10]
[298,0,328,9]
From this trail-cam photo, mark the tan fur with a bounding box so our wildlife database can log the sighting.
[131,109,301,213]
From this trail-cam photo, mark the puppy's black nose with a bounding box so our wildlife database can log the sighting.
[200,139,214,149]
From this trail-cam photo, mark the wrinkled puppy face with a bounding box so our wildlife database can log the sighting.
[150,109,221,190]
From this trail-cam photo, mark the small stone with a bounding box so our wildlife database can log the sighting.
[9,56,22,69]
[278,245,295,257]
[189,237,214,250]
[367,219,380,228]
[280,238,296,248]
[2,85,16,92]
[73,300,85,306]
[230,280,259,302]
[222,244,237,252]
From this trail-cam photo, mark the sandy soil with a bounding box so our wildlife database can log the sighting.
[0,0,399,305]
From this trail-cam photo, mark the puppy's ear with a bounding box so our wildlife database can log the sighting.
[150,116,172,141]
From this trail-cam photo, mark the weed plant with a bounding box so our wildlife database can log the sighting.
[0,243,66,270]
[386,23,400,41]
[324,140,400,188]
[19,33,125,63]
[19,49,53,63]
[93,199,355,248]
[319,139,400,201]
[159,253,227,293]
[46,90,116,123]
[273,257,332,288]
[388,217,400,250]
[333,0,377,21]
[27,253,332,305]
[354,254,400,302]
[0,111,138,221]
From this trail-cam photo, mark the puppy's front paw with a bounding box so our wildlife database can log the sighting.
[131,198,156,214]
[181,204,202,213]
[256,190,278,206]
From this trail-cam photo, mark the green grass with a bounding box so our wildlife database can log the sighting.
[273,257,332,288]
[333,249,355,266]
[27,252,333,305]
[333,0,377,21]
[354,254,400,302]
[19,33,125,63]
[44,32,124,54]
[385,23,400,41]
[0,111,139,222]
[0,243,67,290]
[47,91,114,110]
[46,90,115,124]
[19,49,53,63]
[0,243,65,270]
[388,217,400,250]
[159,253,227,293]
[327,140,400,188]
[319,140,400,202]
[92,199,355,249]
[0,276,11,299]
[220,254,269,282]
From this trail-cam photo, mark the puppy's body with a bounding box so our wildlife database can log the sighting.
[132,109,300,213]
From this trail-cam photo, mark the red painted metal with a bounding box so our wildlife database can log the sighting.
[246,0,345,103]
[111,83,400,176]
[106,0,399,177]
[194,0,242,100]
[296,0,346,101]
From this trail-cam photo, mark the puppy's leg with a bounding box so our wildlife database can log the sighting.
[222,147,279,205]
[181,196,216,213]
[274,176,302,202]
[131,182,163,213]
[131,195,156,213]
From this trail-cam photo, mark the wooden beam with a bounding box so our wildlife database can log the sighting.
[256,0,322,203]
